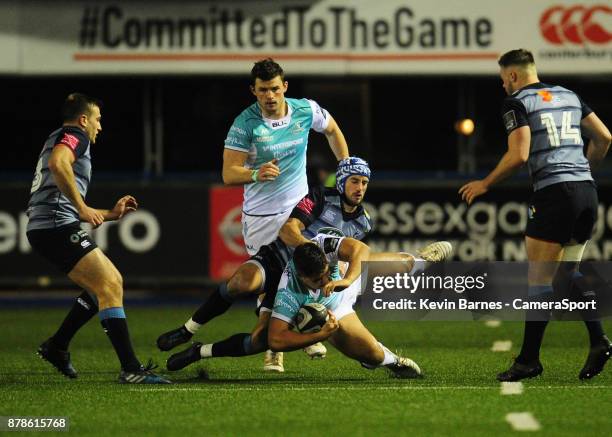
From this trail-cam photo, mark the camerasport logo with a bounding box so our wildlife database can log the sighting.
[540,5,611,45]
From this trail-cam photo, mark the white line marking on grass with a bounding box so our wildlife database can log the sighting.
[485,319,501,328]
[128,385,609,393]
[505,412,541,431]
[491,340,512,352]
[500,382,523,395]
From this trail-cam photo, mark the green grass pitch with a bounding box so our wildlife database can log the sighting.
[1,306,610,436]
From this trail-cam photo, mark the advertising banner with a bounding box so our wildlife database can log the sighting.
[0,182,209,286]
[362,184,612,262]
[2,0,610,75]
[208,185,248,280]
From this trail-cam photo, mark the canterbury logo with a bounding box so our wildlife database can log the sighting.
[537,90,553,102]
[540,5,611,45]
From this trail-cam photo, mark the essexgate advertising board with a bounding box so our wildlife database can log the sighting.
[1,0,609,75]
[361,183,612,262]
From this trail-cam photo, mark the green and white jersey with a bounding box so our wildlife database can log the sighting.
[271,234,344,325]
[224,98,330,215]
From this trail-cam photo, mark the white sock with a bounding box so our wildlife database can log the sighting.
[399,253,426,275]
[184,318,202,334]
[378,342,398,366]
[199,343,213,358]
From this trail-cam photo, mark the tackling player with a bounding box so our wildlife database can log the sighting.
[160,158,452,372]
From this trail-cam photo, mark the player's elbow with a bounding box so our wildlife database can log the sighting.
[600,130,612,147]
[221,169,233,185]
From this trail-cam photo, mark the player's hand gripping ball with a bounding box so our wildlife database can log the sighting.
[296,303,329,333]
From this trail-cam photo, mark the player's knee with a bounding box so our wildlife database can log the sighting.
[97,272,123,302]
[108,271,124,294]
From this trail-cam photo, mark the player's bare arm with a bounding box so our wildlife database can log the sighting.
[323,115,349,161]
[322,238,370,297]
[268,310,338,352]
[222,149,280,185]
[48,144,104,227]
[581,113,612,170]
[278,218,309,247]
[459,126,530,205]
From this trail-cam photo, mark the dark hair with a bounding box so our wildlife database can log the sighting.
[61,93,101,122]
[251,58,284,85]
[498,49,535,68]
[293,243,327,279]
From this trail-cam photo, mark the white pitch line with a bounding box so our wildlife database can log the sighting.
[500,382,524,395]
[485,319,502,328]
[491,340,512,352]
[505,412,541,431]
[128,385,609,393]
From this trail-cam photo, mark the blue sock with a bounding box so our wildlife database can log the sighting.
[99,307,141,372]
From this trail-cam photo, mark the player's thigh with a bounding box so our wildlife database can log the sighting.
[330,313,382,362]
[68,248,122,295]
[570,181,598,244]
[227,262,264,296]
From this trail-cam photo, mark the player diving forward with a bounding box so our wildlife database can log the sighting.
[167,232,451,377]
[162,159,452,373]
[157,157,376,371]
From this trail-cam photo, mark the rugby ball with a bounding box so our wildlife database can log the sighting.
[296,303,329,333]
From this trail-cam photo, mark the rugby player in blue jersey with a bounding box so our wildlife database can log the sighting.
[27,94,169,384]
[460,49,612,381]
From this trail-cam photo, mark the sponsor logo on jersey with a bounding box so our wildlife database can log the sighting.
[321,209,338,223]
[230,125,246,136]
[537,90,553,102]
[291,121,305,134]
[323,236,340,254]
[317,226,345,237]
[271,119,289,128]
[297,196,315,215]
[503,110,518,132]
[60,133,80,151]
[254,135,273,142]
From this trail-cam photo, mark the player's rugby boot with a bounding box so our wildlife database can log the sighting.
[37,339,77,379]
[497,359,543,382]
[263,350,284,372]
[157,326,193,351]
[303,342,327,359]
[579,337,612,380]
[166,342,203,371]
[386,356,422,379]
[417,241,453,262]
[119,360,171,384]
